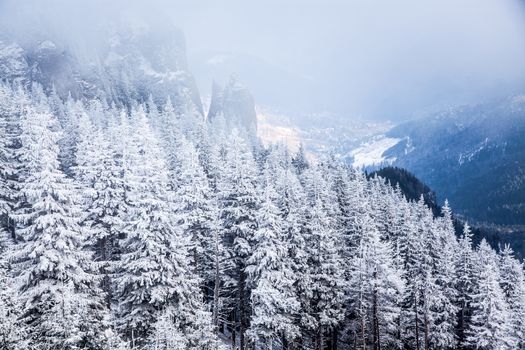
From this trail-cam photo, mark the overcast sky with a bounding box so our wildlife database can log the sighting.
[2,0,525,121]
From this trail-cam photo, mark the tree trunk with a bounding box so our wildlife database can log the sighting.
[231,325,236,350]
[296,331,304,350]
[239,267,246,350]
[396,311,401,349]
[282,333,289,350]
[316,327,323,350]
[213,231,220,331]
[99,236,111,306]
[458,293,466,346]
[7,215,16,242]
[372,278,380,350]
[414,295,420,350]
[424,311,429,350]
[331,328,338,350]
[361,313,367,350]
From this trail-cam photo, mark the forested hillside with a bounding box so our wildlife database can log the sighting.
[367,167,439,215]
[383,99,525,226]
[0,82,524,350]
[369,167,525,260]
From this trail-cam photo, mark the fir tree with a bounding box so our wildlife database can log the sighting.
[499,245,525,349]
[217,127,259,349]
[456,222,476,346]
[10,100,108,349]
[115,108,214,347]
[74,111,127,301]
[299,166,345,350]
[246,168,300,348]
[465,240,514,350]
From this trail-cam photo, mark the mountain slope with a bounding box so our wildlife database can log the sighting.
[370,166,525,260]
[354,98,525,226]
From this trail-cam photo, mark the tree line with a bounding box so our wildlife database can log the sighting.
[0,82,524,350]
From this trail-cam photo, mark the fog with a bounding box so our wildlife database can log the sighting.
[1,0,525,121]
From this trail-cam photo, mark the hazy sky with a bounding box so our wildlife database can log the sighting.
[2,0,525,121]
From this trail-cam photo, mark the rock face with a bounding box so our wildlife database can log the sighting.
[26,40,81,98]
[99,25,204,114]
[207,76,257,131]
[0,40,29,81]
[0,24,204,115]
[0,38,85,97]
[0,23,258,130]
[206,81,225,122]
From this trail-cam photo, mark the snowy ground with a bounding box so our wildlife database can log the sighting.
[349,136,401,168]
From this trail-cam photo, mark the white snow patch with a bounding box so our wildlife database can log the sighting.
[0,41,28,75]
[458,138,489,165]
[350,137,401,168]
[257,111,302,154]
[0,41,23,58]
[139,60,186,82]
[37,40,57,51]
[207,54,231,65]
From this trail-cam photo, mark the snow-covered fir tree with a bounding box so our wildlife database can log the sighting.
[348,206,403,350]
[74,110,127,301]
[298,165,345,350]
[114,108,215,348]
[465,240,515,350]
[9,96,108,349]
[217,127,260,350]
[0,82,523,350]
[0,229,28,350]
[246,167,299,348]
[499,245,525,349]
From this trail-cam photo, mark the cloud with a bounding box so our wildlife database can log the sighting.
[1,0,525,120]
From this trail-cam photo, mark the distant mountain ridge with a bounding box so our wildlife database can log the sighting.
[342,97,525,227]
[383,97,525,226]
